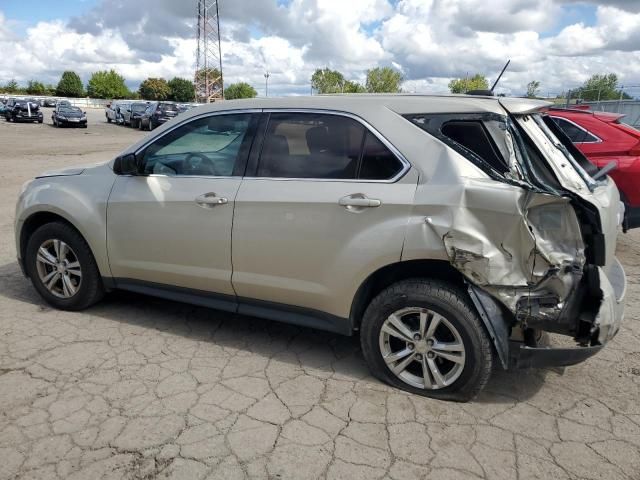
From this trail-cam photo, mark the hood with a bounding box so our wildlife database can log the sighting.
[16,102,40,112]
[59,110,84,118]
[36,166,86,179]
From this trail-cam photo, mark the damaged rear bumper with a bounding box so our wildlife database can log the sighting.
[508,257,626,369]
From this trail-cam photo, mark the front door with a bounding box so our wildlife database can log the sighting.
[107,112,257,295]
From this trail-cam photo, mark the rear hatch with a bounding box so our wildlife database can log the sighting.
[502,101,624,344]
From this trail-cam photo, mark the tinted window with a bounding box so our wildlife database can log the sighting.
[358,131,403,180]
[140,114,252,176]
[551,117,599,143]
[441,120,508,173]
[257,113,365,179]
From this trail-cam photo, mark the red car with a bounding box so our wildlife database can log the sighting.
[547,106,640,231]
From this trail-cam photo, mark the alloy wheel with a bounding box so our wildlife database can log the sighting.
[379,307,466,390]
[35,239,82,299]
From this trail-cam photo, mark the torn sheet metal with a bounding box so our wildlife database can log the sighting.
[404,176,586,326]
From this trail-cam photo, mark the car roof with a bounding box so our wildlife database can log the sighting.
[177,94,549,120]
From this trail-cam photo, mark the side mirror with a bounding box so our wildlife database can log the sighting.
[113,153,139,175]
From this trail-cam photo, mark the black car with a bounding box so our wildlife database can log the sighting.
[5,99,44,123]
[138,102,179,131]
[52,105,87,128]
[125,102,149,129]
[43,98,58,108]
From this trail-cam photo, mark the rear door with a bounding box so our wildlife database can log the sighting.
[231,111,418,321]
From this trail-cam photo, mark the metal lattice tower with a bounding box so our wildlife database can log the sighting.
[194,0,223,102]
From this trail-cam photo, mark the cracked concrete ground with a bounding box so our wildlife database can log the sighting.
[1,110,639,480]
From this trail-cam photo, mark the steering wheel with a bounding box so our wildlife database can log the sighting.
[182,152,217,176]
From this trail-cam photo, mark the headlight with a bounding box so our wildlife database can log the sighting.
[81,116,87,120]
[59,116,67,120]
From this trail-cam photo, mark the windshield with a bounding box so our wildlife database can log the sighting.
[132,104,147,112]
[60,107,81,114]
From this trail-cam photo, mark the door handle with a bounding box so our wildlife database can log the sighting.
[195,193,228,208]
[339,194,382,209]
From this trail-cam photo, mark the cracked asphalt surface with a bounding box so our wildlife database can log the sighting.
[1,109,639,480]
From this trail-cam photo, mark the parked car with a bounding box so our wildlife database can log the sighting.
[52,105,87,128]
[138,101,179,130]
[122,102,148,128]
[546,107,640,231]
[5,99,43,123]
[177,103,199,114]
[43,98,58,108]
[14,95,626,401]
[105,102,120,124]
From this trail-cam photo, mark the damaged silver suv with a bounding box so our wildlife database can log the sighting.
[15,95,627,401]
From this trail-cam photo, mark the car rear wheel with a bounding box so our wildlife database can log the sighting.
[25,222,104,311]
[360,279,493,402]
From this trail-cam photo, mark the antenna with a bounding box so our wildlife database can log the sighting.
[490,59,510,92]
[194,0,224,103]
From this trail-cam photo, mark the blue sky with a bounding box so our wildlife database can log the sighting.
[1,0,98,25]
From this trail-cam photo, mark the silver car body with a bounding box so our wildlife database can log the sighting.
[15,95,627,368]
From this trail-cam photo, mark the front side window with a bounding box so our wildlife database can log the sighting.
[257,113,404,180]
[139,114,252,176]
[550,117,599,143]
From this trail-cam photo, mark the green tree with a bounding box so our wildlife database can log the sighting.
[576,73,631,101]
[366,67,403,93]
[448,74,489,94]
[139,78,171,100]
[224,82,258,100]
[343,80,366,93]
[26,80,46,95]
[311,68,346,94]
[4,79,20,93]
[526,80,541,98]
[168,77,195,102]
[86,70,129,99]
[56,71,84,97]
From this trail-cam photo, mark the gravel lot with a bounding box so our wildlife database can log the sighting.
[1,108,639,480]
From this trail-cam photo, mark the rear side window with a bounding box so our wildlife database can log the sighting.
[358,131,403,180]
[407,114,511,175]
[550,117,599,143]
[257,112,404,180]
[440,121,507,173]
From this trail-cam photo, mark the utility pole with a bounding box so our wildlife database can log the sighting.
[194,0,223,103]
[264,72,270,97]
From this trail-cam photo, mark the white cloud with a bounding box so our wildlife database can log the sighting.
[0,0,639,97]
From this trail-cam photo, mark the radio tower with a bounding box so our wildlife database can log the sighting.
[194,0,223,102]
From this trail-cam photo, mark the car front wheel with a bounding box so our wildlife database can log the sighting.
[25,222,104,311]
[360,279,493,402]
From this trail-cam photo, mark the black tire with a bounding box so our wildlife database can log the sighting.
[38,119,43,124]
[106,115,112,123]
[360,279,493,402]
[148,119,153,131]
[25,222,104,311]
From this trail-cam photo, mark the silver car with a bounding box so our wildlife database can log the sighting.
[14,95,627,401]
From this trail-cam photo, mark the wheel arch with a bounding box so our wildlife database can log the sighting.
[350,259,466,330]
[349,258,513,369]
[20,211,93,277]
